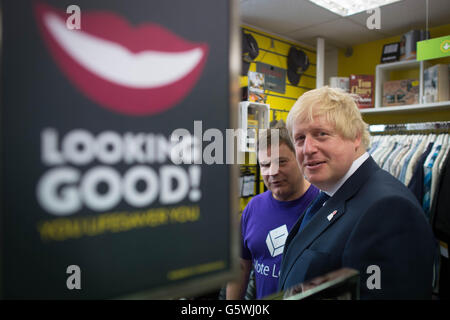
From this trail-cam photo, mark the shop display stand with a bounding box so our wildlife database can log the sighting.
[366,59,450,114]
[238,101,270,152]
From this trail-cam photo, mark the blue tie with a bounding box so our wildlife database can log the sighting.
[298,192,330,232]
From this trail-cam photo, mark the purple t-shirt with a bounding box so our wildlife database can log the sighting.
[241,185,319,299]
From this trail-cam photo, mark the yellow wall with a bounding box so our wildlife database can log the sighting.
[241,25,317,122]
[239,26,317,211]
[338,24,450,124]
[338,23,450,78]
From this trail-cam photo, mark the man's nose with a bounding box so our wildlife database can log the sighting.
[303,136,317,155]
[268,161,280,175]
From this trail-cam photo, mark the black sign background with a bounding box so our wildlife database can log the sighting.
[256,62,286,94]
[0,0,237,299]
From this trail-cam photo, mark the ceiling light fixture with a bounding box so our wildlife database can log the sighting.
[308,0,402,16]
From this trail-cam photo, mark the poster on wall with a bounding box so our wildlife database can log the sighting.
[256,62,286,94]
[248,71,266,103]
[0,0,238,299]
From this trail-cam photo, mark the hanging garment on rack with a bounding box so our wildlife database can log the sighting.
[398,136,424,184]
[430,149,450,297]
[432,151,450,243]
[391,136,414,179]
[369,126,450,295]
[379,140,398,169]
[408,141,434,205]
[369,131,449,218]
[371,136,391,167]
[423,144,442,219]
[431,136,450,209]
[404,135,431,186]
[423,134,447,217]
[382,137,403,173]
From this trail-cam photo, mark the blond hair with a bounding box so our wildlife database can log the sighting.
[286,86,370,149]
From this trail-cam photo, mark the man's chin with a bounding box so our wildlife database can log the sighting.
[271,189,291,201]
[305,174,322,186]
[307,177,332,191]
[271,189,282,198]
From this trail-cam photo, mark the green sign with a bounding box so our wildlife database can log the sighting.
[417,35,450,61]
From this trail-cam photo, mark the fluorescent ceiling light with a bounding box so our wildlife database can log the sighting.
[308,0,402,16]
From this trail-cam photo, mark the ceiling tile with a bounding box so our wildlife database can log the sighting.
[240,0,450,49]
[286,18,387,48]
[240,0,340,34]
[347,0,450,38]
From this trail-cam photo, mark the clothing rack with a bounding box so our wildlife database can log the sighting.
[369,121,450,134]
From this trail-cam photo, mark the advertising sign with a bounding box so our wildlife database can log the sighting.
[417,35,450,61]
[0,0,239,299]
[256,62,286,94]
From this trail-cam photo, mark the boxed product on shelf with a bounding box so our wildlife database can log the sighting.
[240,173,255,197]
[380,42,400,63]
[399,29,429,61]
[329,76,349,92]
[423,64,450,103]
[349,74,374,108]
[383,79,419,106]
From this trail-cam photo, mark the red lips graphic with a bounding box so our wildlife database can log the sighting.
[34,2,208,116]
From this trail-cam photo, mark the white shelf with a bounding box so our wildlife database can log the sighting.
[375,59,425,108]
[238,101,270,153]
[360,100,450,114]
[376,59,421,71]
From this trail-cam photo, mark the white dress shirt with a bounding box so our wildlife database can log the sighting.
[323,152,370,197]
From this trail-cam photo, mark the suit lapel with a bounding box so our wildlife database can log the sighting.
[279,157,380,289]
[279,199,346,288]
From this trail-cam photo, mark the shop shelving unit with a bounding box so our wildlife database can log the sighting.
[363,59,450,115]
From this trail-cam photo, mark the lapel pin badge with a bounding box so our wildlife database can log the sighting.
[327,210,338,221]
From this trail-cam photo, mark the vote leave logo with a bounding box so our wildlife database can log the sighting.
[34,3,209,116]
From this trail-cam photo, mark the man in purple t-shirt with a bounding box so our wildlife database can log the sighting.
[226,121,319,299]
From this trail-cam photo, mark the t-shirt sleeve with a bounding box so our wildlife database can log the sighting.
[240,204,252,260]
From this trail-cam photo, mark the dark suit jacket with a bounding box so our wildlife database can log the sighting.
[278,156,436,299]
[432,152,450,243]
